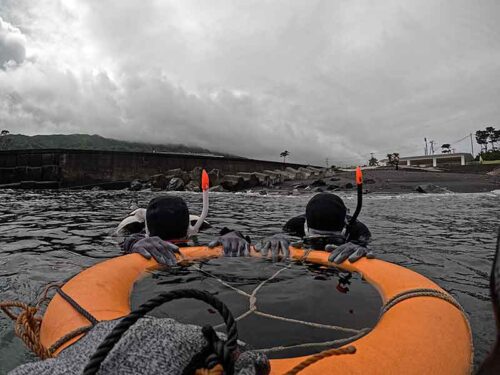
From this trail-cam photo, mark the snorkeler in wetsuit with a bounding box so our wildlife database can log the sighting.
[118,195,251,264]
[11,215,263,375]
[8,196,266,375]
[256,192,374,264]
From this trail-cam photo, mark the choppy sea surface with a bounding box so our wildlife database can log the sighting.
[0,189,499,373]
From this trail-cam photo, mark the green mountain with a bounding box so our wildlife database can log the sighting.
[0,133,235,156]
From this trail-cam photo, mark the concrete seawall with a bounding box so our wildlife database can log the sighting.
[0,149,318,188]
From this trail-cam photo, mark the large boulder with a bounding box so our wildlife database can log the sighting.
[272,169,295,181]
[168,177,185,191]
[150,174,170,190]
[285,167,307,179]
[262,170,285,184]
[189,167,203,186]
[129,180,143,191]
[221,175,245,191]
[298,167,312,179]
[253,172,272,187]
[310,179,326,187]
[416,184,452,194]
[185,180,201,192]
[323,167,336,177]
[238,172,269,187]
[208,169,223,187]
[236,173,259,188]
[305,166,324,177]
[167,168,191,184]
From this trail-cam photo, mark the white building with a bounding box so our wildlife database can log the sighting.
[381,153,473,167]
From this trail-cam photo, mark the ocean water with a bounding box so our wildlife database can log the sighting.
[0,189,499,373]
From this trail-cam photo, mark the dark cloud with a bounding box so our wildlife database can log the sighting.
[0,1,500,165]
[0,17,26,67]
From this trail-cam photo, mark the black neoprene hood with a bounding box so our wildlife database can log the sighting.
[305,193,347,232]
[146,196,189,240]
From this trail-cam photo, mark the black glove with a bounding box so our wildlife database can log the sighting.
[127,236,180,266]
[208,230,250,257]
[255,234,293,262]
[327,242,374,264]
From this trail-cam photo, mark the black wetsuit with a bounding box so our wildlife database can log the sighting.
[282,214,371,248]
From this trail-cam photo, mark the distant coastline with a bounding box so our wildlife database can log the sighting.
[0,133,237,157]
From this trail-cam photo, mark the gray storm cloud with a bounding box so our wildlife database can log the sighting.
[0,17,26,67]
[1,1,500,165]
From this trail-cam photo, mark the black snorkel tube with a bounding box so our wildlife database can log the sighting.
[345,166,363,241]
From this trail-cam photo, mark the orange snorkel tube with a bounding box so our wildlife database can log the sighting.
[187,169,210,237]
[346,166,363,240]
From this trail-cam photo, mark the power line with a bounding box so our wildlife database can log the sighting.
[449,134,470,145]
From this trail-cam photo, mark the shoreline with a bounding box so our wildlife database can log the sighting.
[252,167,500,195]
[1,166,498,195]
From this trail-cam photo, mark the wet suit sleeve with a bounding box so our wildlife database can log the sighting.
[345,216,371,246]
[120,233,146,253]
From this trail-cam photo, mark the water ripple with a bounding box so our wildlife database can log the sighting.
[0,190,498,372]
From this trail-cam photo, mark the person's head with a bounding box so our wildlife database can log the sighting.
[305,193,347,232]
[146,196,190,240]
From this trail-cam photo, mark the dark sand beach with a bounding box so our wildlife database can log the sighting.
[269,166,500,195]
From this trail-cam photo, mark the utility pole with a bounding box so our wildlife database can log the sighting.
[429,140,435,155]
[470,133,474,156]
[325,158,329,168]
[424,138,428,156]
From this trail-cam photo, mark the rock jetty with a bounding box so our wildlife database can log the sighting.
[126,166,338,193]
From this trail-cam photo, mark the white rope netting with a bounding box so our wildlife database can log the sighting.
[191,261,370,353]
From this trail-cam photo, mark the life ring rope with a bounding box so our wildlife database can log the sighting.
[380,288,466,316]
[1,248,473,375]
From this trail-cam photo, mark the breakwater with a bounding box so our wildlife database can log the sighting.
[0,149,319,189]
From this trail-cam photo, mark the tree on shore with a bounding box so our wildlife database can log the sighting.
[0,129,12,150]
[386,152,400,170]
[368,155,379,166]
[474,126,500,161]
[280,150,290,164]
[441,144,452,154]
[485,127,499,151]
[476,126,500,154]
[476,130,489,152]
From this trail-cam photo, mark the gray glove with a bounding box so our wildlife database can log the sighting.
[327,242,374,264]
[255,234,293,262]
[208,231,250,257]
[129,236,180,266]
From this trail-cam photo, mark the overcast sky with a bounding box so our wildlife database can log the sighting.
[1,1,499,165]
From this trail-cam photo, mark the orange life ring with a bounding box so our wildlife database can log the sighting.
[39,247,473,374]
